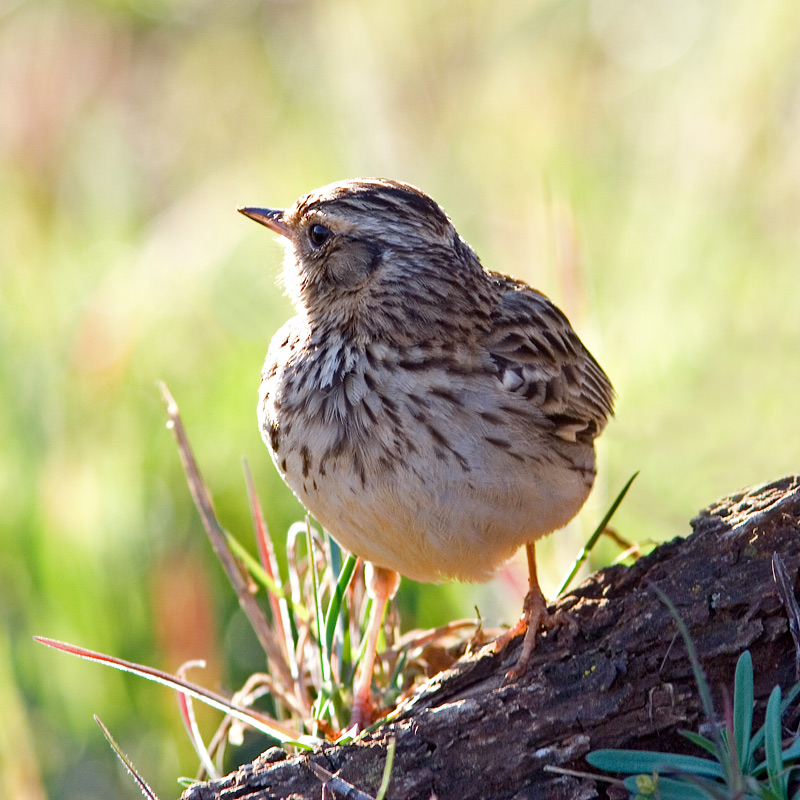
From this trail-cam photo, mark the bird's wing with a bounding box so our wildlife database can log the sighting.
[485,274,614,443]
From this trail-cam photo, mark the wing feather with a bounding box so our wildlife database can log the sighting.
[484,273,614,443]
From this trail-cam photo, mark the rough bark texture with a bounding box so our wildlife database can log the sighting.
[181,475,800,800]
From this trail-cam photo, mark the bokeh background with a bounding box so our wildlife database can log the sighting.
[2,0,799,797]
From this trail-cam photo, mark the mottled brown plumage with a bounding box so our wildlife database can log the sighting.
[239,178,613,723]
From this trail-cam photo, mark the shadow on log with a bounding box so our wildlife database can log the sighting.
[181,475,800,800]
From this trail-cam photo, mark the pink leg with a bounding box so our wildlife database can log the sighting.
[494,543,549,678]
[350,565,400,731]
[508,543,547,677]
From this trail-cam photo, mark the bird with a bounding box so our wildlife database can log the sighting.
[238,178,614,727]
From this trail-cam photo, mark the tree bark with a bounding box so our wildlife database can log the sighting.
[180,475,800,800]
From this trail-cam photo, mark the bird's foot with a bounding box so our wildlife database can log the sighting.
[494,587,571,680]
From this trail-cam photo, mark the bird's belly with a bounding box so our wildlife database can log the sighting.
[299,465,591,583]
[266,413,593,584]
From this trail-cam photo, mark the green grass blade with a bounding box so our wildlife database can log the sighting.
[556,471,638,597]
[305,519,328,683]
[375,737,396,800]
[95,715,161,800]
[749,679,800,763]
[649,585,719,735]
[764,685,786,796]
[733,650,754,770]
[779,736,800,761]
[350,595,373,677]
[680,729,718,757]
[587,749,724,778]
[225,531,292,602]
[36,637,308,743]
[324,553,357,673]
[387,649,408,697]
[327,533,343,578]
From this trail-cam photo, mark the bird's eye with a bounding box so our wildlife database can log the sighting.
[308,223,332,248]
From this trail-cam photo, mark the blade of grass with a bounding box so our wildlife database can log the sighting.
[305,518,328,684]
[324,553,357,672]
[285,523,312,706]
[375,736,396,800]
[243,458,296,661]
[586,750,724,778]
[733,651,754,771]
[224,531,307,620]
[779,737,800,761]
[351,595,374,680]
[648,583,729,781]
[749,680,800,762]
[648,585,718,725]
[286,521,309,615]
[556,471,638,596]
[35,636,312,745]
[94,715,161,800]
[764,685,786,797]
[326,533,343,584]
[544,763,627,788]
[175,661,218,780]
[323,532,345,679]
[320,551,358,727]
[679,730,718,758]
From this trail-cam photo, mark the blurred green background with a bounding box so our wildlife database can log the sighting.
[2,0,799,796]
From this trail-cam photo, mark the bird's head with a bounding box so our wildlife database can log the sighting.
[239,179,486,340]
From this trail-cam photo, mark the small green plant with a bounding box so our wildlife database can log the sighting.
[588,590,800,800]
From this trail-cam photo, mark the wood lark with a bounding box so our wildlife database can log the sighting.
[239,178,614,726]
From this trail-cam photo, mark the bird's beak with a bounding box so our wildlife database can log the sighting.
[238,206,292,239]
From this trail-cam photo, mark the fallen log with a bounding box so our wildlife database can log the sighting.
[181,475,800,800]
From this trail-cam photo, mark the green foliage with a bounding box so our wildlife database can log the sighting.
[557,470,639,596]
[587,650,800,799]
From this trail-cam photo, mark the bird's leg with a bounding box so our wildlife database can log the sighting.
[350,564,400,732]
[508,543,548,677]
[493,542,552,678]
